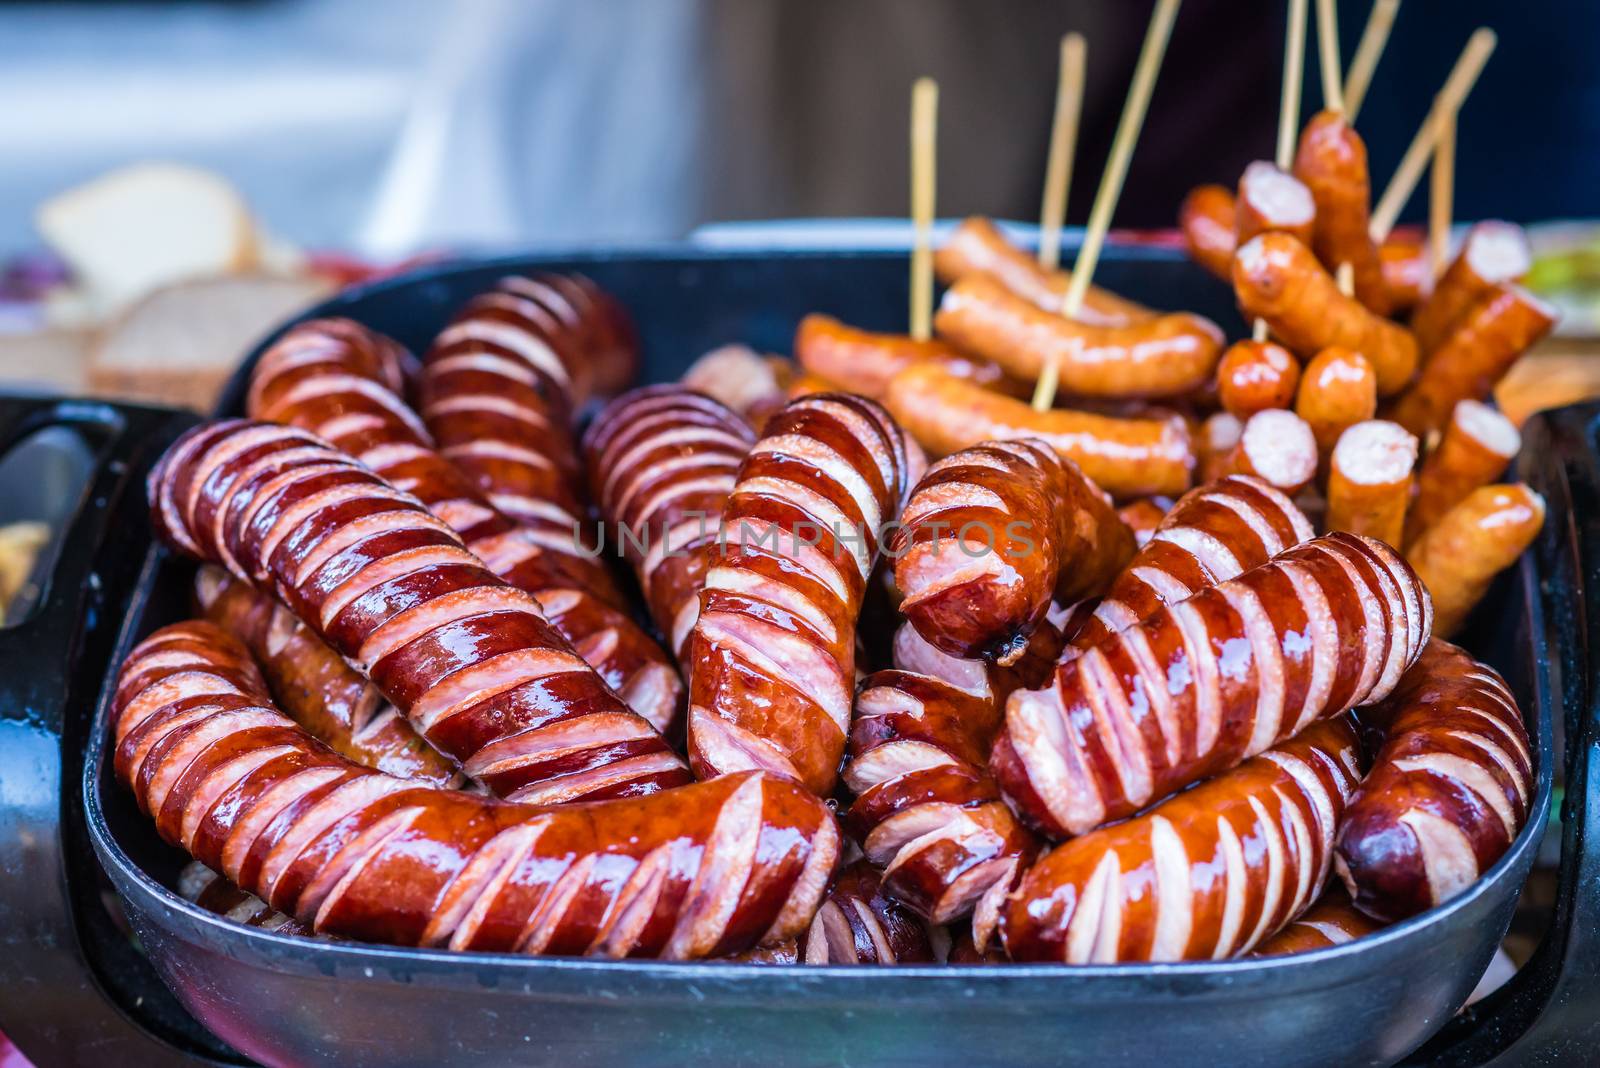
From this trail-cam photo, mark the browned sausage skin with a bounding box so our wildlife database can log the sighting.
[247,318,682,734]
[1411,222,1532,356]
[1337,640,1533,922]
[793,313,1022,400]
[687,393,909,796]
[1065,474,1315,651]
[1001,716,1364,962]
[1180,184,1239,281]
[935,216,1155,326]
[1235,162,1316,251]
[1251,884,1383,956]
[883,364,1194,499]
[934,275,1224,400]
[994,532,1430,839]
[114,622,837,957]
[195,566,461,787]
[1293,110,1390,315]
[148,419,689,803]
[584,385,757,661]
[893,439,1133,663]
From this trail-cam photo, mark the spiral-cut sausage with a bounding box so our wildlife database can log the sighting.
[583,386,756,661]
[179,861,314,937]
[1252,885,1383,956]
[994,532,1430,839]
[416,279,621,597]
[686,393,909,796]
[893,439,1133,664]
[1337,640,1533,922]
[148,419,688,803]
[195,566,461,786]
[247,318,681,733]
[793,860,936,964]
[114,622,836,957]
[1065,475,1314,652]
[1001,716,1363,962]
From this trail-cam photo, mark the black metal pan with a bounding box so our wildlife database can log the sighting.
[0,246,1592,1066]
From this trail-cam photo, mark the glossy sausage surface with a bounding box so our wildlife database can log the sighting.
[935,275,1223,400]
[1338,640,1533,921]
[686,393,908,795]
[995,532,1429,838]
[1411,222,1532,356]
[883,364,1193,499]
[1251,884,1382,955]
[1065,474,1314,651]
[149,419,688,803]
[1001,716,1363,962]
[794,313,1021,400]
[893,439,1133,662]
[114,622,836,958]
[1293,111,1390,315]
[1180,185,1238,281]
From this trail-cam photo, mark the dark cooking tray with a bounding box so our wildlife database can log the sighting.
[0,246,1591,1067]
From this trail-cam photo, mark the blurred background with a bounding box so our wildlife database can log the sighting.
[0,0,1596,404]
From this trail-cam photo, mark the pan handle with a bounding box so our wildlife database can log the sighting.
[1410,402,1600,1066]
[0,395,228,1066]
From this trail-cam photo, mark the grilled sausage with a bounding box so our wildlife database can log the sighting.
[794,313,1022,401]
[1405,400,1520,545]
[1379,236,1431,315]
[1293,110,1390,315]
[1117,497,1171,547]
[1296,347,1378,453]
[883,364,1194,499]
[1065,474,1315,651]
[1411,222,1532,356]
[1000,716,1364,962]
[1337,640,1533,921]
[1235,161,1316,251]
[794,860,937,964]
[179,862,315,937]
[1222,409,1319,495]
[1251,884,1383,955]
[114,622,836,958]
[584,385,756,663]
[934,275,1224,400]
[194,566,461,786]
[1233,232,1419,396]
[1217,340,1301,419]
[994,532,1430,839]
[844,620,1060,945]
[934,216,1155,326]
[148,419,689,803]
[248,318,682,733]
[415,281,622,596]
[1180,184,1239,281]
[686,393,909,795]
[1406,484,1545,638]
[1388,285,1558,441]
[893,439,1134,663]
[1325,420,1419,548]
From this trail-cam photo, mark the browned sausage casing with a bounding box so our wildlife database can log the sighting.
[883,364,1193,499]
[148,420,689,803]
[1180,184,1239,281]
[1293,110,1390,315]
[793,313,1022,400]
[994,532,1430,839]
[686,393,909,796]
[935,216,1155,326]
[1065,474,1314,651]
[1001,716,1364,962]
[1233,232,1419,396]
[248,318,681,734]
[1250,884,1383,955]
[114,622,836,958]
[893,439,1133,663]
[194,566,461,786]
[935,275,1223,400]
[584,385,756,661]
[793,860,936,964]
[1337,640,1533,922]
[1411,221,1532,356]
[1235,161,1316,251]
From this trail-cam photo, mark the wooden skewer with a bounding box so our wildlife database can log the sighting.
[909,77,938,341]
[1344,0,1400,123]
[1276,0,1309,169]
[1314,0,1344,115]
[1429,103,1456,277]
[1370,28,1496,242]
[1038,33,1088,272]
[1033,0,1182,410]
[1258,0,1309,343]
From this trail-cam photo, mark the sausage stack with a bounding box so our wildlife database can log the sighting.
[120,206,1544,968]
